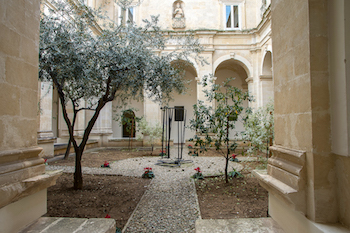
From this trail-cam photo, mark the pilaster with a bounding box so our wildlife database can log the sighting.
[37,81,55,157]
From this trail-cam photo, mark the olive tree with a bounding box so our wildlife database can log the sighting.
[188,77,251,183]
[243,102,274,157]
[39,0,203,189]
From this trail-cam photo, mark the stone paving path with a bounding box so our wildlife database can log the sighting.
[120,147,241,233]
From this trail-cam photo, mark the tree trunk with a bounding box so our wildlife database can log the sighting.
[225,115,229,183]
[225,156,229,183]
[74,147,83,189]
[64,139,71,160]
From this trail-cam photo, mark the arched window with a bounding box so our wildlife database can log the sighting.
[122,110,136,138]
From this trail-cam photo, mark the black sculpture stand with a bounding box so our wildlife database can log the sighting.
[157,106,192,167]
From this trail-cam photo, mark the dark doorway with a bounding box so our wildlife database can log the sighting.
[122,110,136,138]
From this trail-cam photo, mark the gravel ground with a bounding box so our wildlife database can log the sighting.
[46,147,243,233]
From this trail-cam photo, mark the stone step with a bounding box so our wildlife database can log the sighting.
[20,217,116,233]
[196,218,285,233]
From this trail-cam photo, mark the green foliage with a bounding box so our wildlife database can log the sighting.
[142,167,155,179]
[228,168,243,178]
[188,77,251,183]
[114,107,141,138]
[243,102,274,156]
[192,167,204,179]
[39,0,203,189]
[137,118,162,154]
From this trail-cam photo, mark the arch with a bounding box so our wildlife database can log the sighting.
[122,110,136,138]
[213,54,253,79]
[214,57,250,136]
[170,59,198,78]
[168,59,197,143]
[261,50,272,76]
[166,54,200,78]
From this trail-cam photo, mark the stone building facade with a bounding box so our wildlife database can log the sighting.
[1,0,349,232]
[39,0,273,148]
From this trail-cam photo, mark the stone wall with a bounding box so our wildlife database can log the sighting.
[254,0,350,232]
[0,0,40,150]
[98,0,260,31]
[0,1,61,232]
[329,0,350,228]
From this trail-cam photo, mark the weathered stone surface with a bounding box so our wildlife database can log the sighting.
[0,162,45,186]
[0,147,43,164]
[21,217,116,233]
[0,170,62,209]
[196,218,285,233]
[0,189,47,233]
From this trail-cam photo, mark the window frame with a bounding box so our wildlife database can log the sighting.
[126,7,134,24]
[118,6,135,25]
[224,4,241,30]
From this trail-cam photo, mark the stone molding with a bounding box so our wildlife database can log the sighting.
[37,131,55,139]
[0,147,43,165]
[0,147,62,209]
[0,170,62,209]
[172,17,186,29]
[259,75,272,80]
[0,160,45,187]
[253,145,306,214]
[245,77,253,83]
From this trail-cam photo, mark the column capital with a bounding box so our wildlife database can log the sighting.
[245,77,253,83]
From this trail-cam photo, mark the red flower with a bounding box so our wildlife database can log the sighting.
[104,161,109,167]
[232,154,237,159]
[44,159,48,163]
[144,167,152,171]
[194,167,201,172]
[105,214,111,218]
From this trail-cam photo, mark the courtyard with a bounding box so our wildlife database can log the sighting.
[44,147,274,232]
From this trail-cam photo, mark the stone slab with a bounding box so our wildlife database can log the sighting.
[196,218,285,233]
[20,217,116,233]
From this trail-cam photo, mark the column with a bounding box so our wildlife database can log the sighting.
[0,1,61,232]
[90,101,113,147]
[37,81,55,157]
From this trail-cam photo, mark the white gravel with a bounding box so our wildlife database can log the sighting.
[46,147,244,233]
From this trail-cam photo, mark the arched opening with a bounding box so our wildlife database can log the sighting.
[262,51,272,76]
[260,51,274,106]
[214,58,249,138]
[169,60,198,143]
[122,110,136,138]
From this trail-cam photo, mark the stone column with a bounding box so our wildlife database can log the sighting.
[37,81,55,157]
[0,1,61,232]
[245,77,254,108]
[259,75,273,106]
[90,101,113,146]
[254,1,350,232]
[197,50,214,107]
[143,94,162,147]
[144,97,161,125]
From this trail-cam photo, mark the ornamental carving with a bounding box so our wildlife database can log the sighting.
[172,1,185,29]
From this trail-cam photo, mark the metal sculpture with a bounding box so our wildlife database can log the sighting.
[158,106,191,166]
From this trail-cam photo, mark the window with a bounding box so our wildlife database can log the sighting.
[118,6,135,24]
[127,7,134,23]
[225,5,239,29]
